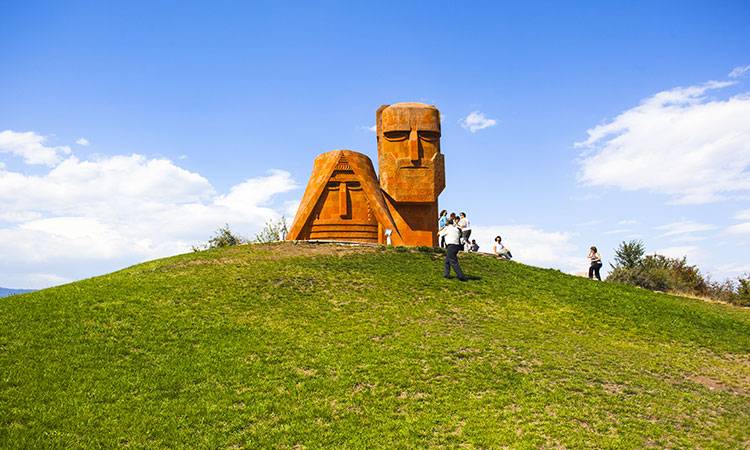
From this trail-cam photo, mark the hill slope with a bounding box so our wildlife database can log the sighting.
[1,243,749,449]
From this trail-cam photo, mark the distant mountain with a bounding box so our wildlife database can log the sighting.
[0,287,36,298]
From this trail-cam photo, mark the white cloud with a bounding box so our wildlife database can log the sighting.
[653,218,717,238]
[0,154,214,212]
[727,209,750,234]
[0,130,71,166]
[471,224,581,273]
[728,222,750,234]
[0,135,299,288]
[459,111,497,133]
[653,245,698,260]
[604,228,631,235]
[715,263,750,274]
[729,65,750,79]
[668,234,707,243]
[1,272,72,290]
[576,79,750,204]
[76,138,90,146]
[283,200,301,218]
[0,211,42,222]
[618,219,638,225]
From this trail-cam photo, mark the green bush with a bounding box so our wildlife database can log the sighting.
[735,275,750,307]
[607,265,670,292]
[607,241,747,307]
[192,224,248,251]
[607,241,705,296]
[253,217,288,244]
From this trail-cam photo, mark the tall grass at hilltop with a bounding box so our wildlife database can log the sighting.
[1,243,749,449]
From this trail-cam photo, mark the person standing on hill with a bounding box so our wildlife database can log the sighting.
[588,246,602,281]
[438,218,466,281]
[458,212,471,246]
[438,210,448,248]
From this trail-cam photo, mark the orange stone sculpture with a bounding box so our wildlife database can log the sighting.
[286,103,445,246]
[286,150,398,244]
[377,103,445,247]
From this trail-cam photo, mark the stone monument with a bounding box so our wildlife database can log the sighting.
[286,103,445,246]
[376,102,445,246]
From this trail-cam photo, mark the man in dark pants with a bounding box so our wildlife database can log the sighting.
[438,218,466,281]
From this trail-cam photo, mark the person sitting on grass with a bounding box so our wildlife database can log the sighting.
[493,236,512,260]
[468,239,479,252]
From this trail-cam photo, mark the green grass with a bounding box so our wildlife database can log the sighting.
[1,242,749,449]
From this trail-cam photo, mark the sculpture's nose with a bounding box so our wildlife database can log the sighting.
[339,182,349,217]
[409,129,419,164]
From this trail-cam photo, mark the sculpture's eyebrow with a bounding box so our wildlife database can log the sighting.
[382,121,410,131]
[416,122,441,133]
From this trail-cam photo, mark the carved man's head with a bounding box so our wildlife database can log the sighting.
[377,102,446,203]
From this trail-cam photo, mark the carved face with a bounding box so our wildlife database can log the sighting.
[307,161,379,242]
[378,103,445,202]
[316,172,370,221]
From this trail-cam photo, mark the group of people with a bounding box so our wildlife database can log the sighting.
[438,210,602,281]
[438,211,471,249]
[436,210,603,283]
[437,210,468,281]
[437,210,513,259]
[437,210,514,282]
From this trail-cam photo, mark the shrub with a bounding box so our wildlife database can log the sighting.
[607,265,671,292]
[606,241,748,306]
[253,217,288,244]
[735,275,750,307]
[193,224,248,251]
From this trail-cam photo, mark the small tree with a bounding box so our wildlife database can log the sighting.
[736,274,750,307]
[253,217,288,244]
[612,239,645,270]
[192,224,248,251]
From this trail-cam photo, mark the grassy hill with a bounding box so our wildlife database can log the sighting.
[1,242,749,449]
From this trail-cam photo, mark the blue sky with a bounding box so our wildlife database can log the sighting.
[1,1,749,288]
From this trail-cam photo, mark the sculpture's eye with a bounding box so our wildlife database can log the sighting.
[384,130,409,141]
[419,131,440,142]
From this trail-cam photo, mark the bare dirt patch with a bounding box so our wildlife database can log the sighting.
[238,241,380,259]
[163,242,380,271]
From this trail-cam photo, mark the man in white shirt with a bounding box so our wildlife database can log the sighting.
[438,218,466,281]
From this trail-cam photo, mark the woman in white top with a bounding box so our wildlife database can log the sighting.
[458,212,471,245]
[493,236,512,259]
